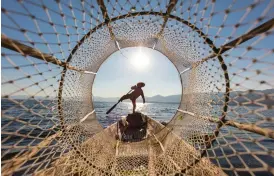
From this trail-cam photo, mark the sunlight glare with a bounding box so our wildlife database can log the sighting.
[130,48,150,70]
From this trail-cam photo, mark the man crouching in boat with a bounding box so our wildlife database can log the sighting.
[119,82,145,113]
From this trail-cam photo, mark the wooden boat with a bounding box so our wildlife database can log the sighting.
[35,113,225,175]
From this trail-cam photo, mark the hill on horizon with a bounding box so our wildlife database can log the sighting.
[93,94,181,103]
[94,89,274,105]
[6,89,274,105]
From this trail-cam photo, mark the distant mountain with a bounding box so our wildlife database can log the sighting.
[6,89,274,105]
[147,94,181,103]
[219,89,274,105]
[93,94,181,103]
[94,89,274,105]
[184,89,274,106]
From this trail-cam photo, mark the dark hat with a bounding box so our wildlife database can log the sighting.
[137,82,145,87]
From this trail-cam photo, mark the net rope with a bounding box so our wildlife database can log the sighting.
[1,0,274,175]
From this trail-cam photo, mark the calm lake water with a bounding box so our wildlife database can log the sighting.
[1,100,179,147]
[2,99,274,176]
[94,101,179,128]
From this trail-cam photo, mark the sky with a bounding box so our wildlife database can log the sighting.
[92,47,182,97]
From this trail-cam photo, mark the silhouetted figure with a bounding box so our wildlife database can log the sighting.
[119,82,145,113]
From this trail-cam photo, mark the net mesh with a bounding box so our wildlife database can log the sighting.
[1,0,274,175]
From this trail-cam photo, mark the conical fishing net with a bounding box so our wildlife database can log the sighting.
[1,0,274,175]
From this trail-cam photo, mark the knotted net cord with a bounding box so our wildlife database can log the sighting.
[1,0,274,175]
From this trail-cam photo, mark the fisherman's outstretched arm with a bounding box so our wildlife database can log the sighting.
[141,91,145,103]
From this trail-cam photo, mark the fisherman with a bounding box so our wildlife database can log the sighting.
[119,82,145,113]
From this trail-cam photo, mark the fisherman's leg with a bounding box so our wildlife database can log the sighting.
[132,99,136,113]
[119,94,130,102]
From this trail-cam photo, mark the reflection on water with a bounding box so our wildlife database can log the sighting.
[95,102,179,128]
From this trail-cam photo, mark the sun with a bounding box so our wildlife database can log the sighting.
[130,49,150,70]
